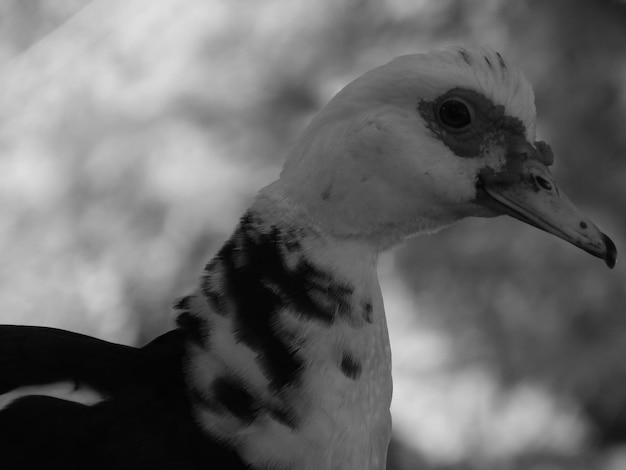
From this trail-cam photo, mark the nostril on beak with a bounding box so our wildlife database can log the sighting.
[535,176,552,191]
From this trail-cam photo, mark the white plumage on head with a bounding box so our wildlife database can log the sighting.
[275,45,537,247]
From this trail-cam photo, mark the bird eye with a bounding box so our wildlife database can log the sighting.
[438,99,472,130]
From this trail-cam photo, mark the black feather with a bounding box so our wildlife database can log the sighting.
[0,326,248,469]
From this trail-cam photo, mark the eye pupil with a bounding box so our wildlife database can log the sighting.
[439,100,471,129]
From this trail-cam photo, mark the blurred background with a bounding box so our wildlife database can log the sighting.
[0,0,625,468]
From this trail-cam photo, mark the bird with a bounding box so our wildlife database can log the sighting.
[0,45,617,470]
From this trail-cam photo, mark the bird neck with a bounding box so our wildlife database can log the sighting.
[179,191,392,470]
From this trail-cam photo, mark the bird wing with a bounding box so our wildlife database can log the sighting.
[0,326,248,469]
[0,325,189,397]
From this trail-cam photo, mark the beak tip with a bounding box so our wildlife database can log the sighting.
[602,233,618,269]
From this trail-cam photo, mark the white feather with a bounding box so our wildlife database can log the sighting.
[0,381,105,411]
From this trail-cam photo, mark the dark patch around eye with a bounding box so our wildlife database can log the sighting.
[418,87,527,159]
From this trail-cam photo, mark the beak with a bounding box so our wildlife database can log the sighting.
[477,139,617,269]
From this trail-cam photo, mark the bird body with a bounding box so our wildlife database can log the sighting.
[0,45,616,469]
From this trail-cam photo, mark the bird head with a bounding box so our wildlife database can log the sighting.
[274,45,616,267]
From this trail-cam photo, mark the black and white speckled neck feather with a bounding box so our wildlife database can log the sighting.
[179,193,392,469]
